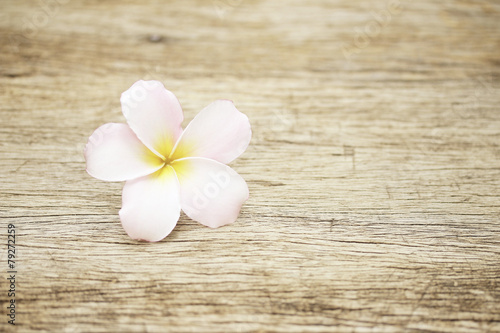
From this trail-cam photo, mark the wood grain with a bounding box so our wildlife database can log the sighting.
[1,0,499,332]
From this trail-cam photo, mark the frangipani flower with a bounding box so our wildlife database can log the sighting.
[84,80,251,242]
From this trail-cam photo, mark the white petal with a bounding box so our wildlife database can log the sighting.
[172,157,249,228]
[84,123,164,182]
[170,100,251,164]
[119,166,181,242]
[121,80,183,158]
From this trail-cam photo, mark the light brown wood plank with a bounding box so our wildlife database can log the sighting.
[1,0,499,332]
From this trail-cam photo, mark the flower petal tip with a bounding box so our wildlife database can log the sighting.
[119,209,174,243]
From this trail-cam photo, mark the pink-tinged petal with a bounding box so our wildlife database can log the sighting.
[170,100,251,164]
[172,157,249,228]
[121,80,184,158]
[119,166,181,242]
[84,123,164,182]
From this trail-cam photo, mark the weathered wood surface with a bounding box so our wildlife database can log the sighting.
[1,0,500,332]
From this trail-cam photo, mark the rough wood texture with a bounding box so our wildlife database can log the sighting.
[1,0,499,332]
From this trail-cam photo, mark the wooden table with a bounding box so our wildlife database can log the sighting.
[1,0,499,332]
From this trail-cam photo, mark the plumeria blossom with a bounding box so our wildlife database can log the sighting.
[84,80,251,242]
